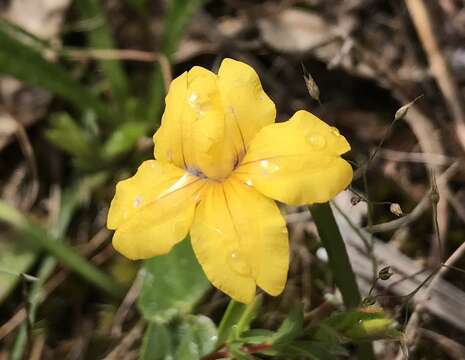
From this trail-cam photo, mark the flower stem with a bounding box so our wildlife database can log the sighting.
[309,202,360,307]
[216,296,262,348]
[309,202,375,359]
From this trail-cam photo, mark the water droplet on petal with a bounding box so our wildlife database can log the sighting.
[244,179,253,187]
[307,133,326,149]
[259,159,280,175]
[188,92,198,105]
[330,126,340,137]
[187,92,205,115]
[133,195,144,208]
[228,251,251,276]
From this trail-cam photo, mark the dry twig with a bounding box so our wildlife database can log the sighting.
[405,0,465,152]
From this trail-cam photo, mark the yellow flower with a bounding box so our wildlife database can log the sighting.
[107,58,352,303]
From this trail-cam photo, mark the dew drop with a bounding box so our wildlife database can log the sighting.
[259,159,280,175]
[307,133,326,149]
[133,195,144,208]
[187,92,198,105]
[187,92,205,115]
[244,179,253,187]
[228,251,251,276]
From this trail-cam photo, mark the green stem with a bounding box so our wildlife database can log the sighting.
[216,296,262,348]
[309,202,360,307]
[309,202,375,360]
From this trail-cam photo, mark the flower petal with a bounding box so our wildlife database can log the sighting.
[109,164,206,260]
[153,67,236,179]
[218,58,276,151]
[236,110,353,206]
[190,177,289,303]
[107,160,185,229]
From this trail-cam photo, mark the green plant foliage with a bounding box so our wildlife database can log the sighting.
[0,23,110,120]
[140,322,173,360]
[175,315,218,359]
[46,113,97,160]
[282,341,347,360]
[140,315,217,360]
[0,238,37,303]
[138,239,210,323]
[76,0,129,106]
[0,201,123,298]
[217,296,263,347]
[145,0,207,124]
[314,307,401,343]
[101,121,148,160]
[271,305,304,345]
[239,329,274,344]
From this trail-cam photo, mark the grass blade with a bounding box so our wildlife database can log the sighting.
[0,201,123,298]
[76,0,129,106]
[309,202,375,360]
[145,0,206,124]
[0,25,111,121]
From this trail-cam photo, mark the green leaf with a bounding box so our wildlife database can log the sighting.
[282,341,344,360]
[0,25,110,120]
[76,0,129,106]
[271,305,304,345]
[0,236,37,303]
[46,113,97,158]
[140,315,217,360]
[239,329,274,344]
[8,174,108,359]
[229,343,260,360]
[101,121,148,160]
[175,315,218,359]
[140,322,173,360]
[161,0,206,56]
[0,201,123,298]
[314,307,399,342]
[138,239,210,323]
[145,0,207,124]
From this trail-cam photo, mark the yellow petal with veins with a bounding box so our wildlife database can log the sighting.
[107,160,185,229]
[190,177,288,303]
[218,58,276,154]
[154,59,276,180]
[236,110,353,206]
[108,161,206,260]
[154,66,236,179]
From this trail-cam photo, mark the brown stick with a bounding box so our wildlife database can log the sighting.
[63,48,172,91]
[405,0,465,152]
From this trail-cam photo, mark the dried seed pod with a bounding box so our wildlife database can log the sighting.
[301,63,321,103]
[378,266,393,281]
[350,195,362,206]
[390,203,403,217]
[394,94,424,121]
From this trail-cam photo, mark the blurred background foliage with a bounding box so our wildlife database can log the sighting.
[1,0,465,359]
